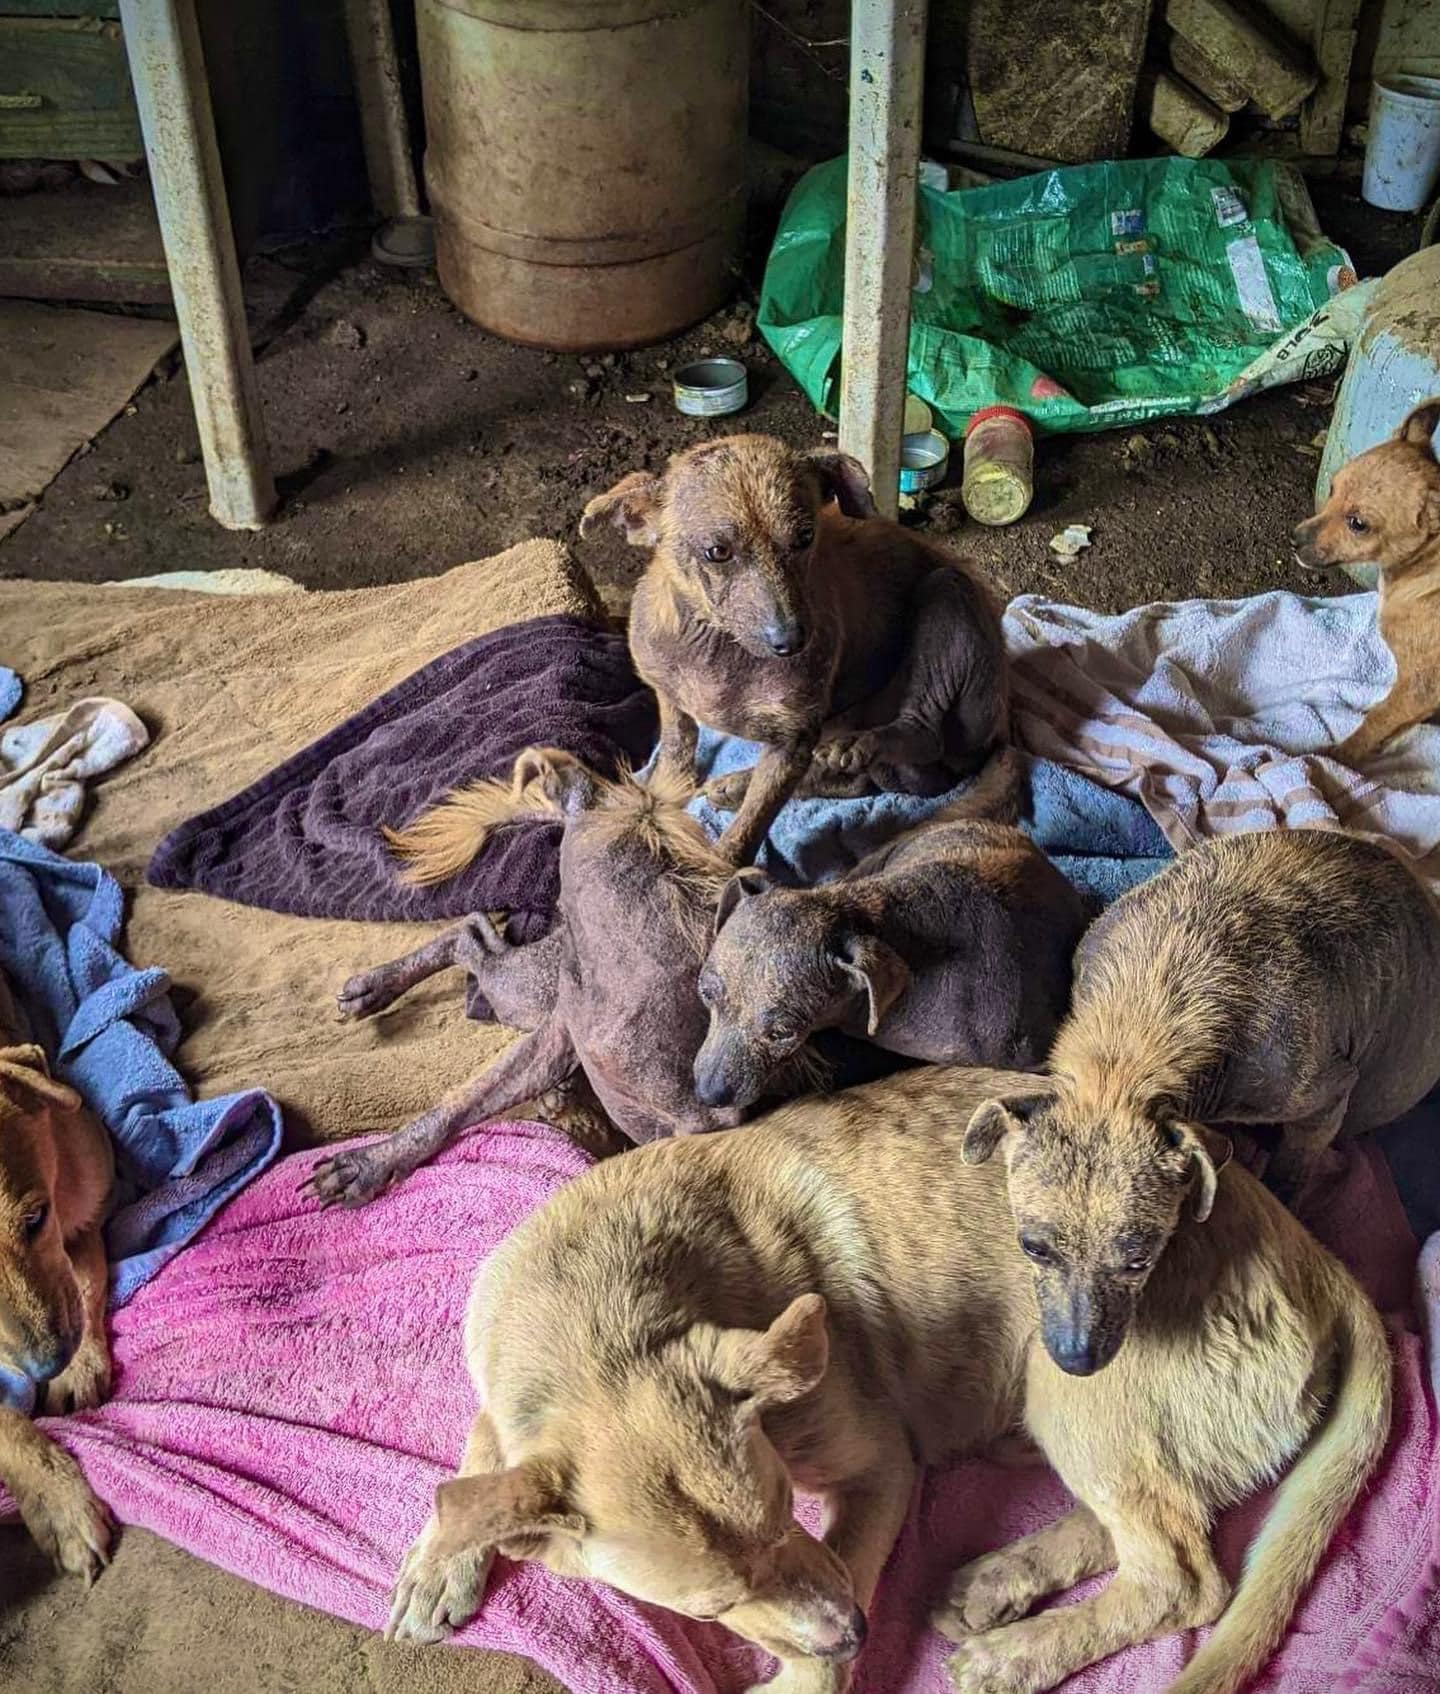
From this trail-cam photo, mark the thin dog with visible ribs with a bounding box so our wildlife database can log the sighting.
[306,749,825,1208]
[579,433,1008,865]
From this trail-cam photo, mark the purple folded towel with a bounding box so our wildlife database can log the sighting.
[147,616,657,959]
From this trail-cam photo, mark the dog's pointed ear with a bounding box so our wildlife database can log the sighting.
[432,1459,584,1559]
[1399,399,1440,455]
[962,1086,1054,1164]
[0,1046,83,1112]
[512,747,596,817]
[832,931,909,1036]
[1160,1121,1231,1222]
[715,866,771,935]
[709,1293,829,1409]
[580,471,664,546]
[807,450,877,520]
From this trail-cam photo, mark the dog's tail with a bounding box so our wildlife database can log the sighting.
[934,744,1025,825]
[383,749,576,886]
[1165,1279,1392,1694]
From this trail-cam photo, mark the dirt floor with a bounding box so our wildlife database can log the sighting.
[0,176,1420,617]
[0,167,1423,1694]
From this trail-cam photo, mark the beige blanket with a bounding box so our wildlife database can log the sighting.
[0,543,601,1143]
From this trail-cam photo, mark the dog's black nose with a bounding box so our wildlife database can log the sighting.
[763,620,807,657]
[25,1338,73,1382]
[1047,1337,1099,1376]
[694,1073,736,1109]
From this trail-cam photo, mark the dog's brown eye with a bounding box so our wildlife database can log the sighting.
[793,525,815,551]
[1019,1233,1056,1266]
[22,1204,48,1241]
[704,541,733,563]
[1122,1254,1152,1275]
[1346,512,1369,534]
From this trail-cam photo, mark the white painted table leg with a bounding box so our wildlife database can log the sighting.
[838,0,929,522]
[119,0,276,531]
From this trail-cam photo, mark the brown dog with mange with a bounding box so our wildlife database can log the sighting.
[307,748,828,1207]
[580,433,1008,865]
[693,754,1088,1111]
[965,827,1440,1341]
[385,1062,1390,1694]
[1293,397,1440,762]
[0,982,114,1579]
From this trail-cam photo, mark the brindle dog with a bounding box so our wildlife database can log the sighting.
[580,434,1008,865]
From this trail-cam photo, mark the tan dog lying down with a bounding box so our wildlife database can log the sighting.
[0,1023,114,1580]
[389,1065,1390,1694]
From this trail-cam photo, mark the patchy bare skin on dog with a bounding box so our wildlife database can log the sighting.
[1293,397,1440,761]
[581,434,1009,864]
[389,1063,1390,1694]
[307,750,830,1207]
[0,1004,115,1581]
[695,774,1088,1111]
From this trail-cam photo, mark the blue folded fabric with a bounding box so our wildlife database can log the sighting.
[0,830,283,1406]
[661,729,1173,909]
[0,667,21,722]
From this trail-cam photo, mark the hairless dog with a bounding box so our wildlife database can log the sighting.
[692,755,1088,1111]
[304,750,829,1209]
[568,434,1009,868]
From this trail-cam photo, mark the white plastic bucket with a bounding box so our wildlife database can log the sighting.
[1363,74,1440,212]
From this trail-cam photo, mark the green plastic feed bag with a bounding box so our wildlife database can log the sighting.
[758,154,1359,437]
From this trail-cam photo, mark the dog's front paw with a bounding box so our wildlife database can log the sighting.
[45,1336,112,1415]
[17,1453,113,1583]
[814,730,878,777]
[301,1148,396,1209]
[336,969,401,1021]
[933,1550,1038,1639]
[945,1628,1048,1694]
[703,770,753,812]
[741,1661,852,1694]
[385,1531,493,1644]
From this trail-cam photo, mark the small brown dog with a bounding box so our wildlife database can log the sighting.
[386,1063,1389,1694]
[693,757,1088,1109]
[0,1016,114,1580]
[581,434,1008,864]
[1293,397,1440,761]
[964,826,1440,1335]
[309,748,826,1207]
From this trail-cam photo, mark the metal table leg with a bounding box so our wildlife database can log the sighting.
[119,0,276,531]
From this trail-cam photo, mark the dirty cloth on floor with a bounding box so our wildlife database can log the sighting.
[1004,591,1440,884]
[4,1118,1432,1694]
[0,547,602,1139]
[0,831,282,1410]
[147,614,657,959]
[0,682,149,848]
[671,730,1173,907]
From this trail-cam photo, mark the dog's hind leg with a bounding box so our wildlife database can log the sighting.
[1266,1064,1357,1205]
[933,1506,1114,1639]
[943,1498,1228,1694]
[338,913,556,1025]
[388,1411,504,1644]
[304,1019,578,1207]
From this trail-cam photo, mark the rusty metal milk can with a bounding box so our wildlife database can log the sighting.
[415,0,747,351]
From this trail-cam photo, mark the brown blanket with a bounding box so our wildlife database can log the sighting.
[0,543,600,1143]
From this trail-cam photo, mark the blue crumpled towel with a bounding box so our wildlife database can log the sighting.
[658,728,1173,908]
[0,667,21,722]
[0,829,283,1409]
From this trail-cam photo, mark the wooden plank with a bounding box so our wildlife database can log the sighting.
[838,0,928,523]
[0,172,170,304]
[0,17,142,160]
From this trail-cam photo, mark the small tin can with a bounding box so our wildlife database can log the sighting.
[673,357,748,417]
[899,428,950,493]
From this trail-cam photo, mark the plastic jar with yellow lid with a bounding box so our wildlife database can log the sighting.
[962,406,1034,526]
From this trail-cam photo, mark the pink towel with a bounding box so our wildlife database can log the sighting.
[4,1125,1435,1694]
